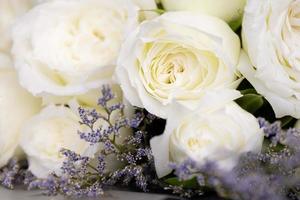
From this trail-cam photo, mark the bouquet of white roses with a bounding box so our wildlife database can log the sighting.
[0,0,299,199]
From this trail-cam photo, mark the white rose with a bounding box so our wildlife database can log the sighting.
[161,0,246,23]
[11,0,144,96]
[0,59,41,168]
[116,12,242,118]
[20,104,99,178]
[240,0,300,118]
[150,102,263,178]
[0,0,33,55]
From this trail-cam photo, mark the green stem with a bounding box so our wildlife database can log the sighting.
[88,164,99,173]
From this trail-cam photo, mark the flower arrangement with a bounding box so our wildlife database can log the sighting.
[0,0,299,200]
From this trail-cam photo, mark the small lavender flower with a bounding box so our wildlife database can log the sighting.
[78,107,101,126]
[108,103,125,113]
[169,159,197,181]
[98,85,115,107]
[0,159,21,189]
[78,128,104,144]
[97,155,106,175]
[136,148,152,161]
[258,117,282,139]
[103,140,116,153]
[60,149,90,178]
[126,131,143,145]
[130,112,144,128]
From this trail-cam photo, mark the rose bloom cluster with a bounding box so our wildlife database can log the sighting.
[0,0,298,181]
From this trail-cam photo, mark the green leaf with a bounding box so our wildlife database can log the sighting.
[279,116,295,128]
[236,94,264,114]
[165,177,199,189]
[240,89,257,95]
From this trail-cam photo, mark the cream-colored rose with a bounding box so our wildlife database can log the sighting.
[0,0,34,55]
[150,102,263,178]
[20,104,99,178]
[241,0,300,118]
[116,12,242,118]
[161,0,246,23]
[11,0,152,96]
[0,58,42,168]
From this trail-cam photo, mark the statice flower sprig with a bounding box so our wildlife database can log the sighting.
[0,85,157,197]
[25,85,157,197]
[78,85,143,146]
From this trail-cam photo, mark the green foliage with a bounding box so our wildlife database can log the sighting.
[165,177,199,189]
[236,93,264,114]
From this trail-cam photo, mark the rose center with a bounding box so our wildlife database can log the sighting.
[160,62,185,84]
